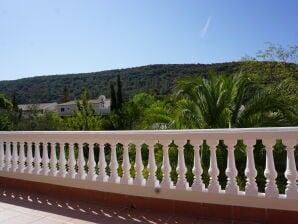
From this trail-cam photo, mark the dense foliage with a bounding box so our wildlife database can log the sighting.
[0,62,241,104]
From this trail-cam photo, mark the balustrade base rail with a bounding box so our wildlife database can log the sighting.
[0,176,297,224]
[0,171,297,212]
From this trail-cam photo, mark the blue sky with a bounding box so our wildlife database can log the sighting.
[0,0,297,81]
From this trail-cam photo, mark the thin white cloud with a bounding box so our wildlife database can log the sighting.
[200,16,212,39]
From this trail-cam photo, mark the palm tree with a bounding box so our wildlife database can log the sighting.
[172,73,296,129]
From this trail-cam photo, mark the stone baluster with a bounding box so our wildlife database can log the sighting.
[41,142,50,175]
[121,143,132,184]
[245,140,258,196]
[25,142,34,174]
[108,143,120,183]
[5,142,12,172]
[160,141,173,188]
[176,141,187,190]
[225,140,238,194]
[86,143,97,181]
[284,140,298,199]
[207,140,220,193]
[57,143,67,177]
[33,143,42,174]
[17,142,26,173]
[76,143,86,180]
[146,143,158,187]
[97,144,108,182]
[133,143,145,186]
[11,142,19,172]
[66,143,77,179]
[263,140,279,198]
[192,140,204,192]
[0,142,5,170]
[49,142,58,177]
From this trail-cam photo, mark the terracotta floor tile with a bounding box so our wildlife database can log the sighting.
[165,215,199,224]
[96,205,125,218]
[100,216,134,224]
[46,213,74,222]
[64,218,100,224]
[232,222,261,224]
[139,211,173,224]
[29,217,66,224]
[0,214,43,224]
[0,201,16,208]
[197,218,231,224]
[116,207,151,222]
[0,210,22,221]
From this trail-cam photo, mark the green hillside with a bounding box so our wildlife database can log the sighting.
[0,62,241,104]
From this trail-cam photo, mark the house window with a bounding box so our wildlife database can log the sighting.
[61,108,65,112]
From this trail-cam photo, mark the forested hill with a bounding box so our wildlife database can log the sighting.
[0,62,247,104]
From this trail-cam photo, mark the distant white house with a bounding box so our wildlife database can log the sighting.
[57,95,111,116]
[18,95,111,118]
[18,102,58,118]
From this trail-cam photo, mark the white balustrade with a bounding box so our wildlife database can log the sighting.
[208,140,220,193]
[120,143,132,184]
[244,141,258,196]
[5,143,12,172]
[25,142,34,174]
[146,143,158,187]
[66,143,76,179]
[284,140,298,199]
[33,143,41,175]
[0,142,5,170]
[0,127,297,204]
[57,143,67,177]
[225,140,238,194]
[17,142,26,173]
[263,140,279,198]
[160,141,173,188]
[108,143,120,183]
[86,143,97,181]
[133,143,145,186]
[41,142,50,176]
[76,143,86,180]
[49,142,58,176]
[176,141,187,190]
[11,142,19,172]
[97,144,108,182]
[191,140,204,191]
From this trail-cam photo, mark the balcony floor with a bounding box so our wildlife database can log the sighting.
[0,186,241,224]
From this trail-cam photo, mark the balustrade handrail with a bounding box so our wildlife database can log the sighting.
[0,127,297,143]
[0,127,297,211]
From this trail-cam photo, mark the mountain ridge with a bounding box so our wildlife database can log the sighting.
[0,62,245,104]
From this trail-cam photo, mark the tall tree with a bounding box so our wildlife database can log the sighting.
[110,83,117,111]
[60,86,70,103]
[116,74,123,109]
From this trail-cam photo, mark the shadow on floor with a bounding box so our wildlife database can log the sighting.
[0,187,238,224]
